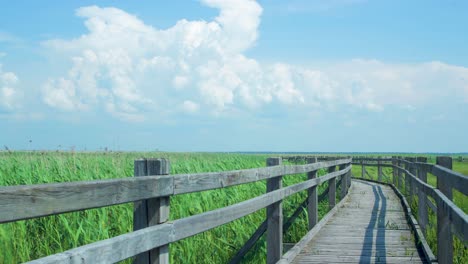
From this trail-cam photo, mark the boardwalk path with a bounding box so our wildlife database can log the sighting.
[291,180,427,264]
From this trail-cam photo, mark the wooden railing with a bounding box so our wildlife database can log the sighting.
[353,156,468,264]
[0,157,352,264]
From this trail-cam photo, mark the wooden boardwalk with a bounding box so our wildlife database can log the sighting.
[291,180,427,264]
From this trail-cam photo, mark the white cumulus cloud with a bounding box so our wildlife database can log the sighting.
[40,1,468,121]
[0,61,21,110]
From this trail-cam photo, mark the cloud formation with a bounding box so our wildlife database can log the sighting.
[0,59,21,110]
[41,0,468,121]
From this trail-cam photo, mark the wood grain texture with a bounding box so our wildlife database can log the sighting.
[134,158,171,264]
[266,157,283,264]
[27,165,351,264]
[289,180,427,264]
[0,175,174,223]
[306,157,318,230]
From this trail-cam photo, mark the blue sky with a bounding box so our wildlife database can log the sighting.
[1,0,467,152]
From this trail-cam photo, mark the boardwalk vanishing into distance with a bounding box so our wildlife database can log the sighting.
[289,180,425,263]
[0,156,466,263]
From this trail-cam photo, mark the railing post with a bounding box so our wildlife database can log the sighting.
[407,157,416,205]
[306,157,318,230]
[328,165,336,210]
[404,157,410,196]
[134,158,171,264]
[377,156,382,182]
[339,163,347,199]
[416,157,428,234]
[436,156,453,200]
[436,156,453,264]
[347,157,352,191]
[361,159,365,179]
[392,156,397,186]
[266,157,283,264]
[397,156,403,190]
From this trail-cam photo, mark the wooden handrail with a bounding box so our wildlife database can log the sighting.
[0,158,351,223]
[27,165,352,264]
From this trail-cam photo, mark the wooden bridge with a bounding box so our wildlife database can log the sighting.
[0,156,467,263]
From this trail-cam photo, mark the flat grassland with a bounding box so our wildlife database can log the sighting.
[0,152,466,263]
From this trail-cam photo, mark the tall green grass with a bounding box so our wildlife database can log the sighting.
[0,152,333,263]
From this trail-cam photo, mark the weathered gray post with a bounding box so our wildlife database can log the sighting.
[436,156,453,200]
[392,156,397,186]
[347,157,352,191]
[436,156,453,264]
[361,159,365,179]
[397,156,403,190]
[416,157,428,234]
[407,157,416,205]
[339,163,347,199]
[328,165,336,210]
[377,156,382,182]
[306,157,318,230]
[266,157,283,264]
[134,158,170,264]
[404,157,410,196]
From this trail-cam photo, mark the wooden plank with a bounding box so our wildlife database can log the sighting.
[278,184,353,264]
[266,157,282,264]
[0,175,174,224]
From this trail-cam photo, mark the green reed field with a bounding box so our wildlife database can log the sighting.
[0,151,337,263]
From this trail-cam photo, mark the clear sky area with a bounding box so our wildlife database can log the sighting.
[1,0,467,152]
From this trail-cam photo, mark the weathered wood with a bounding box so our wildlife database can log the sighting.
[394,163,468,246]
[397,156,403,189]
[134,159,171,264]
[361,159,365,178]
[306,157,318,230]
[173,159,351,195]
[278,184,353,264]
[286,180,427,264]
[266,157,282,264]
[229,183,332,264]
[339,164,347,199]
[436,156,453,264]
[407,157,416,204]
[328,166,336,209]
[377,156,382,181]
[432,164,468,196]
[0,175,174,224]
[416,157,428,234]
[28,166,351,264]
[392,156,397,186]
